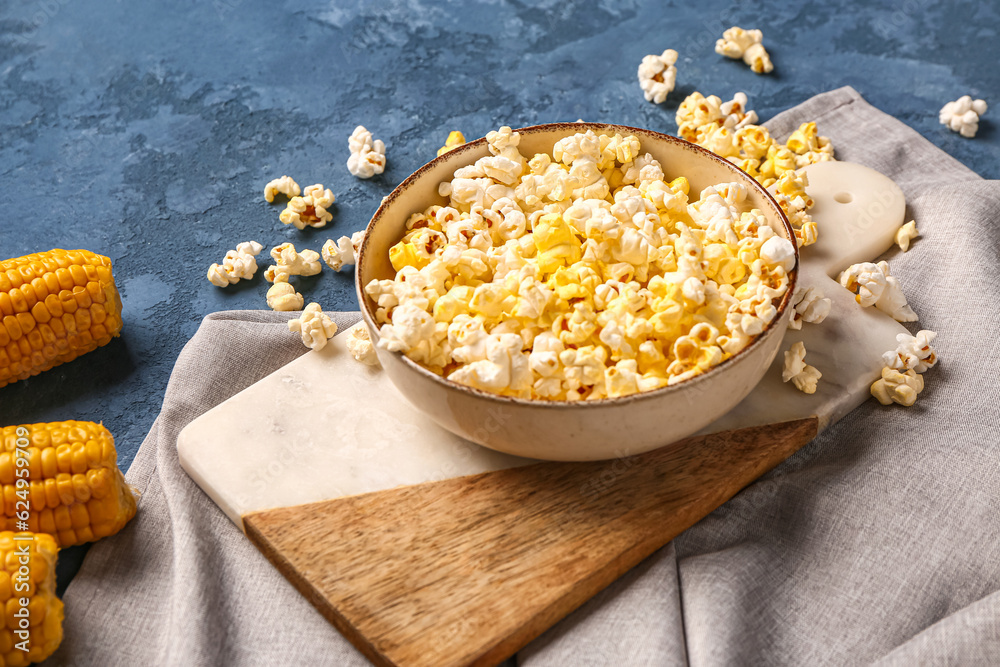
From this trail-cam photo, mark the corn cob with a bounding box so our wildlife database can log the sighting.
[0,531,63,666]
[1,422,137,548]
[0,250,123,389]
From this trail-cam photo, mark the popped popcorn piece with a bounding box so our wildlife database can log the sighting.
[346,321,380,366]
[838,261,886,307]
[870,367,924,406]
[882,330,938,373]
[322,230,365,272]
[788,286,831,330]
[264,175,301,203]
[288,302,338,351]
[437,131,466,156]
[447,333,532,396]
[839,261,917,321]
[637,49,678,104]
[280,184,336,230]
[367,128,799,400]
[264,243,322,283]
[759,236,796,273]
[207,240,264,287]
[782,340,821,394]
[895,220,919,252]
[939,95,988,138]
[715,27,773,74]
[266,282,304,311]
[347,125,387,179]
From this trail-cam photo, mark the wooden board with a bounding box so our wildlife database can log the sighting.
[245,417,817,667]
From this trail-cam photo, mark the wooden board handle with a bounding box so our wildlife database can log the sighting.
[245,416,818,667]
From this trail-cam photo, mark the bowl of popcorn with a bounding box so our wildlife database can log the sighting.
[356,123,798,461]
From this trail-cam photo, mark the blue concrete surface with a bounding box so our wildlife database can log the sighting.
[1,0,998,589]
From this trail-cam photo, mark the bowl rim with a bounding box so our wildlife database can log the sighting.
[356,121,797,408]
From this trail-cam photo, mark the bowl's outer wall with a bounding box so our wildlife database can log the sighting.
[356,123,796,461]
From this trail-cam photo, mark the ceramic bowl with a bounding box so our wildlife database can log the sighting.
[356,123,797,461]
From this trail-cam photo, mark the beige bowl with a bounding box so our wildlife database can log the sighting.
[356,123,797,461]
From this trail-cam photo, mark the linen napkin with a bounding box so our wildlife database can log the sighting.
[49,87,1000,666]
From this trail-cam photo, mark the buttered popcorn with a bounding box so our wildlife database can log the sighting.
[366,127,798,401]
[676,92,834,248]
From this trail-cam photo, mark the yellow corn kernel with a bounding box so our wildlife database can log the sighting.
[0,531,63,665]
[1,422,137,548]
[0,250,122,389]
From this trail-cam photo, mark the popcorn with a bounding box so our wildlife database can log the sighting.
[882,330,938,373]
[366,128,797,400]
[676,92,758,142]
[279,184,336,230]
[288,303,338,351]
[264,175,300,203]
[322,230,366,272]
[678,90,832,247]
[838,260,918,322]
[715,27,773,74]
[447,333,532,396]
[347,125,387,179]
[437,131,467,156]
[782,341,821,394]
[264,243,322,283]
[637,49,678,104]
[266,282,304,311]
[939,95,988,138]
[346,321,380,366]
[838,262,886,308]
[788,286,831,330]
[895,220,919,252]
[759,236,796,273]
[207,240,264,287]
[870,367,924,407]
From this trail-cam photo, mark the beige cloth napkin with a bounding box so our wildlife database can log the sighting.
[49,87,1000,666]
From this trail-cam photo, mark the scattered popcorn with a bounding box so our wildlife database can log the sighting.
[437,131,467,157]
[637,49,678,104]
[322,230,366,272]
[206,240,264,287]
[288,303,338,351]
[782,340,821,394]
[347,125,387,179]
[264,243,322,283]
[788,286,831,330]
[839,260,917,322]
[366,127,799,400]
[895,220,919,252]
[715,27,773,74]
[939,95,988,138]
[279,184,335,230]
[345,321,380,366]
[882,330,938,373]
[266,282,304,311]
[264,175,301,203]
[870,367,924,407]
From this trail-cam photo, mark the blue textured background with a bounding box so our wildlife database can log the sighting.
[1,0,998,590]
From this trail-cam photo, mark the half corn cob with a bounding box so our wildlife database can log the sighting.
[0,250,123,389]
[0,531,63,666]
[1,422,137,548]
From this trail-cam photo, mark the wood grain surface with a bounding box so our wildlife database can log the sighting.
[245,416,818,667]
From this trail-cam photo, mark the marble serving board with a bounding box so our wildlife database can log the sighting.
[178,160,908,530]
